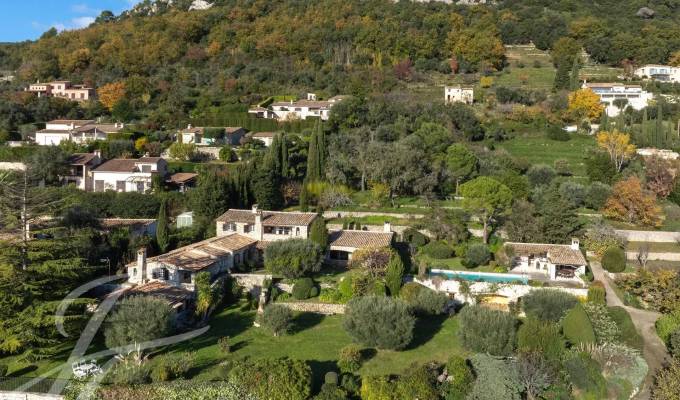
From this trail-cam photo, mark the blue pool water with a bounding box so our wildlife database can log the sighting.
[430,270,528,284]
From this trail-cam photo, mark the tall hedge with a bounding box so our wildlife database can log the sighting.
[601,247,626,273]
[562,303,596,345]
[458,305,517,356]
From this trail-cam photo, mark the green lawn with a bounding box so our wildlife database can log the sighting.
[167,303,463,381]
[327,215,415,227]
[498,134,596,177]
[627,241,680,253]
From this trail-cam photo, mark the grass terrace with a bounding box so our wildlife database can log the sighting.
[498,134,596,177]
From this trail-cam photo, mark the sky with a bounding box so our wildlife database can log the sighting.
[0,1,138,42]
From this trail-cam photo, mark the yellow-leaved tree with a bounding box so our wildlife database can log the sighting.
[567,88,604,122]
[596,130,636,172]
[97,81,126,111]
[603,176,661,227]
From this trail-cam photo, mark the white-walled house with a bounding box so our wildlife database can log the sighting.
[125,235,257,308]
[445,86,474,104]
[27,80,95,101]
[634,64,680,82]
[177,125,247,146]
[91,157,168,193]
[505,239,587,281]
[64,151,102,191]
[252,132,276,147]
[327,223,395,265]
[583,82,654,117]
[216,205,319,242]
[35,120,124,145]
[249,95,347,121]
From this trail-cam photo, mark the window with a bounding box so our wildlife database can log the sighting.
[180,271,192,284]
[235,253,241,265]
[136,182,145,193]
[132,268,137,276]
[330,250,349,261]
[295,227,300,236]
[116,181,125,192]
[152,268,169,280]
[244,224,252,233]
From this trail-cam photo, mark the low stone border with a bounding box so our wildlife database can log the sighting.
[277,302,346,315]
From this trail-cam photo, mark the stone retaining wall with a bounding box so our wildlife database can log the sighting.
[625,251,680,262]
[277,302,346,315]
[231,273,272,296]
[0,392,63,400]
[615,230,680,243]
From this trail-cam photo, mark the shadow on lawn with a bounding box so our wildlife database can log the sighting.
[406,314,448,350]
[291,312,325,334]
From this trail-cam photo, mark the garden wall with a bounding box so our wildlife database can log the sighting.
[615,230,680,243]
[625,251,680,261]
[231,273,272,296]
[277,302,346,315]
[0,392,62,400]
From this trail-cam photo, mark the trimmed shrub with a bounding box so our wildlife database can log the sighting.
[292,278,315,300]
[261,304,293,336]
[587,281,606,304]
[337,344,363,373]
[309,286,319,298]
[442,356,473,400]
[400,282,424,303]
[459,305,517,356]
[394,364,439,400]
[522,289,578,322]
[656,309,680,344]
[343,296,415,350]
[602,247,626,273]
[228,358,312,400]
[324,371,339,386]
[406,287,448,315]
[338,276,353,301]
[517,318,564,361]
[562,303,596,345]
[421,241,454,259]
[669,328,680,358]
[403,228,429,248]
[463,243,491,268]
[608,306,643,350]
[563,352,607,399]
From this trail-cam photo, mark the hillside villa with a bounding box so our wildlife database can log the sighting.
[504,238,587,281]
[91,157,168,193]
[251,132,276,147]
[27,80,95,101]
[248,93,348,121]
[634,64,680,82]
[35,119,124,145]
[64,151,103,191]
[582,82,653,117]
[177,125,247,146]
[444,85,474,104]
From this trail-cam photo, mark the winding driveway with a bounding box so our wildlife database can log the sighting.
[590,261,667,399]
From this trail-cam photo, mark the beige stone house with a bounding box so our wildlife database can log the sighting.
[28,80,95,101]
[505,239,587,281]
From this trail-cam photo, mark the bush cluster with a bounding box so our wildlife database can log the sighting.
[420,241,455,259]
[601,247,626,273]
[458,305,517,356]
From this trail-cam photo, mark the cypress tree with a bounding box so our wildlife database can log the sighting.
[299,180,310,212]
[280,132,289,178]
[568,58,581,91]
[317,121,326,175]
[553,62,570,90]
[309,217,329,251]
[385,254,405,296]
[268,133,282,175]
[306,132,320,182]
[600,112,609,131]
[642,108,649,147]
[156,198,170,253]
[657,104,663,148]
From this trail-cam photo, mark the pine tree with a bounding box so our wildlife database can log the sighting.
[156,198,169,253]
[309,217,328,251]
[385,254,405,296]
[568,58,581,91]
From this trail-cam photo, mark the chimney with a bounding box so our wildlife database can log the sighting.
[384,221,392,233]
[187,124,192,129]
[252,204,259,214]
[571,238,580,251]
[137,248,148,283]
[93,149,101,159]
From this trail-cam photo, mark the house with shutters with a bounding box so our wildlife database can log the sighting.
[91,157,168,193]
[126,234,257,309]
[504,238,587,281]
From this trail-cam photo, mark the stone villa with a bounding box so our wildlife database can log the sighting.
[504,238,587,281]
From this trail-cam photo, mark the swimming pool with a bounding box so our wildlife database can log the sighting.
[429,269,528,285]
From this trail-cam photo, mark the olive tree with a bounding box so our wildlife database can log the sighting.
[343,296,415,350]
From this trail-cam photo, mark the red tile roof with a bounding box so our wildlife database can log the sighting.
[329,230,394,249]
[216,209,318,227]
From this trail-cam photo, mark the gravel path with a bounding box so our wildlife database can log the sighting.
[590,261,667,399]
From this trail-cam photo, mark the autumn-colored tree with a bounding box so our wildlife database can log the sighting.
[669,50,680,67]
[134,137,148,152]
[448,22,505,71]
[596,130,636,172]
[645,156,678,198]
[603,176,661,226]
[97,81,126,111]
[567,88,604,122]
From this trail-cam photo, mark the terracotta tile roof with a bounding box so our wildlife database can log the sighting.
[329,230,394,249]
[74,123,123,133]
[138,157,163,163]
[47,119,94,125]
[256,241,272,250]
[93,159,137,173]
[131,234,256,271]
[168,172,198,184]
[127,281,192,308]
[505,242,587,266]
[216,209,318,227]
[68,153,98,165]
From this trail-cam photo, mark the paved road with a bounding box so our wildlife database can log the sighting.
[590,261,667,399]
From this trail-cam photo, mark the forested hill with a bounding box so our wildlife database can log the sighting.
[1,0,680,127]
